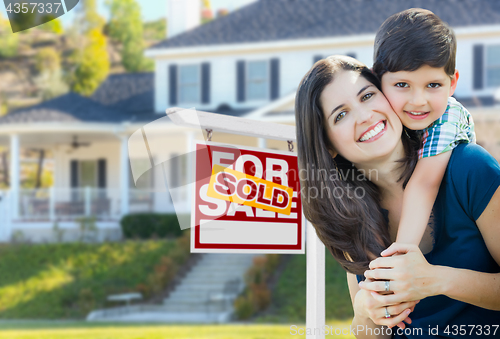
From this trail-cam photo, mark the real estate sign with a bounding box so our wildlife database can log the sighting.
[191,141,304,253]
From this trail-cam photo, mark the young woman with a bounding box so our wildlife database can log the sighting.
[295,55,500,338]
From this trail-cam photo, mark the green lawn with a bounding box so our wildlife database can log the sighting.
[259,249,353,323]
[0,240,180,319]
[0,320,356,339]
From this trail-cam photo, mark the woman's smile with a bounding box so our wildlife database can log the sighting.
[358,120,387,142]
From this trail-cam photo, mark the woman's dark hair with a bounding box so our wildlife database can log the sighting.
[373,8,457,79]
[295,55,420,275]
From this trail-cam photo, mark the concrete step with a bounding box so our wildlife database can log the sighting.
[173,280,236,288]
[162,254,257,314]
[161,303,228,313]
[184,272,246,280]
[187,266,249,272]
[167,291,240,303]
[88,253,259,323]
[172,285,226,294]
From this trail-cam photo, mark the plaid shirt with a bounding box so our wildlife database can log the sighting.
[418,97,476,159]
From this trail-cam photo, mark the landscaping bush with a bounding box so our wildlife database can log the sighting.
[234,254,279,320]
[234,293,255,320]
[120,213,187,239]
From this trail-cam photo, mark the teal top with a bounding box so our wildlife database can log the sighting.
[358,143,500,338]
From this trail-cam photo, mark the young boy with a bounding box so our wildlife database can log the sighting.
[373,8,476,247]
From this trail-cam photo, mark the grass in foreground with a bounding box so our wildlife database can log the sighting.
[0,320,356,339]
[0,240,177,319]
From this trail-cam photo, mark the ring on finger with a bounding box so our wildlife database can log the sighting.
[384,307,391,319]
[384,281,390,292]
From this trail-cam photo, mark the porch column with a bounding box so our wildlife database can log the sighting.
[10,134,19,219]
[120,135,129,215]
[258,138,267,149]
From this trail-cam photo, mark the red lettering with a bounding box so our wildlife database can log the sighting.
[214,172,236,196]
[256,183,272,205]
[271,188,289,209]
[236,179,258,201]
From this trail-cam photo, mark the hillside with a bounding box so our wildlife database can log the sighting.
[0,18,165,115]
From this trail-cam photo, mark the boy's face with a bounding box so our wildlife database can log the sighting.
[380,65,459,130]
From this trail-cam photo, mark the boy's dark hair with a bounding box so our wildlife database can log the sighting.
[373,8,456,78]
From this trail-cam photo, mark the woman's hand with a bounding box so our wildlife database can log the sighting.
[354,285,417,330]
[360,243,438,304]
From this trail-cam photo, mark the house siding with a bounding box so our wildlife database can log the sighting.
[154,44,375,113]
[152,28,500,114]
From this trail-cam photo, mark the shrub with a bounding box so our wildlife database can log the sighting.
[234,294,255,320]
[250,283,271,311]
[235,254,280,319]
[120,213,186,239]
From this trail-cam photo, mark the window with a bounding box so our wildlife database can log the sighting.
[80,160,97,187]
[486,45,500,88]
[179,65,200,103]
[247,61,269,100]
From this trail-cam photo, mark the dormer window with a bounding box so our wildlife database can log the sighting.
[486,45,500,88]
[247,61,269,101]
[237,58,279,103]
[179,65,201,104]
[169,63,210,106]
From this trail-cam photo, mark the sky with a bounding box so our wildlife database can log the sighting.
[1,0,257,28]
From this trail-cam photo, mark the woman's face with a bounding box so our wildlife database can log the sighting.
[320,70,403,166]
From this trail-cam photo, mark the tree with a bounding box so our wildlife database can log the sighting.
[35,48,61,73]
[34,47,68,99]
[78,0,105,33]
[39,18,64,34]
[106,0,153,72]
[71,28,109,96]
[143,18,166,42]
[69,0,109,96]
[0,13,19,58]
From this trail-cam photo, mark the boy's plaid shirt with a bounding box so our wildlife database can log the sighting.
[418,97,476,159]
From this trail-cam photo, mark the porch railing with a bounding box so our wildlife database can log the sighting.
[15,187,188,221]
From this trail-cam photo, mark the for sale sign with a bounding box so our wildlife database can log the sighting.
[191,141,304,253]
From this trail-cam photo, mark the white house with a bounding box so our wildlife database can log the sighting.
[1,0,500,242]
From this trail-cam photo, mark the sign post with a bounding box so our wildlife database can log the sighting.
[167,107,325,338]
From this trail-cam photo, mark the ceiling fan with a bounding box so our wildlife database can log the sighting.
[66,136,91,153]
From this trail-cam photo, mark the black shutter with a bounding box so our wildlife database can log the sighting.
[473,45,484,90]
[313,55,323,64]
[70,160,78,201]
[270,58,280,100]
[346,53,357,59]
[169,64,178,105]
[201,62,210,104]
[97,159,106,188]
[70,160,78,187]
[237,60,245,102]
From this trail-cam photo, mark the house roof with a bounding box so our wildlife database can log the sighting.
[150,0,500,50]
[0,93,126,125]
[0,73,162,126]
[91,72,155,115]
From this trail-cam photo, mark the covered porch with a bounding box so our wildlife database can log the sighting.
[0,121,193,242]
